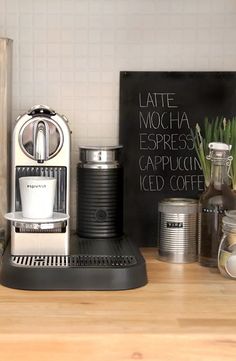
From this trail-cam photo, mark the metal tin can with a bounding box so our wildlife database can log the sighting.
[158,198,198,263]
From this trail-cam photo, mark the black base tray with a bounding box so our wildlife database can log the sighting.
[0,235,147,290]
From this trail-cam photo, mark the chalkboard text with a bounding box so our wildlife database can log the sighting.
[139,155,201,172]
[140,174,204,192]
[139,133,194,151]
[139,110,189,129]
[139,92,178,108]
[138,90,203,192]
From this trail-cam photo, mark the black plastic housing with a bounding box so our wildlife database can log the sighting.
[0,235,147,290]
[77,167,123,238]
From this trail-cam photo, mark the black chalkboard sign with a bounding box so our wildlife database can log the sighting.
[119,71,236,246]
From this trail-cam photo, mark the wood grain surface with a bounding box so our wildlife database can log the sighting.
[0,248,236,361]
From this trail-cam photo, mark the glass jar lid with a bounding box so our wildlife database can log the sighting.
[207,142,232,162]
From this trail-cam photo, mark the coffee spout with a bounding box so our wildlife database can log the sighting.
[33,121,49,163]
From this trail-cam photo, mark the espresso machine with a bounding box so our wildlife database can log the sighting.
[7,104,70,256]
[0,105,147,290]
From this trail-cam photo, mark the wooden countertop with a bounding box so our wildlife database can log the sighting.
[0,248,236,361]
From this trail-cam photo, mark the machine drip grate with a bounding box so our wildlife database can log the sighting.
[11,254,137,268]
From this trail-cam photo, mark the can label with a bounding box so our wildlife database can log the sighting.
[166,222,183,228]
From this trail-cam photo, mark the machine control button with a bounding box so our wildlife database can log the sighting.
[95,209,108,222]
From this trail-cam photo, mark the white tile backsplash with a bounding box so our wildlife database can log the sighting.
[1,0,236,228]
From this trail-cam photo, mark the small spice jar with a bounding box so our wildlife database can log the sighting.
[218,211,236,279]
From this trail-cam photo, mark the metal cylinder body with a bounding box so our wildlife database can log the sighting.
[77,146,123,238]
[0,38,12,247]
[158,198,198,263]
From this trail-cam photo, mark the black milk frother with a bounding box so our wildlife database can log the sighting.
[77,146,123,239]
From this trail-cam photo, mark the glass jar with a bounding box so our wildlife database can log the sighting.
[199,142,236,267]
[218,210,236,279]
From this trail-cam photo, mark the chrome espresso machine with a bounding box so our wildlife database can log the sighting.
[0,105,147,290]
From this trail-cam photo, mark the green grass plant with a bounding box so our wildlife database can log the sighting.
[191,117,236,189]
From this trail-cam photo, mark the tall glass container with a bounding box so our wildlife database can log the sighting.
[0,38,12,253]
[199,142,236,267]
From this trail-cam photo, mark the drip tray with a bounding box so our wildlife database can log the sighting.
[0,236,147,290]
[11,254,137,268]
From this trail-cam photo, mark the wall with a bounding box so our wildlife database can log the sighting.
[0,0,236,228]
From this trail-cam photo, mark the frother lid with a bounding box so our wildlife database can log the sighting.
[79,145,123,164]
